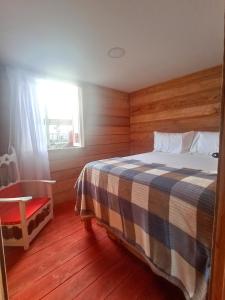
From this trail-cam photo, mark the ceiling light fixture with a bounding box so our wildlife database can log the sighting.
[108,47,126,58]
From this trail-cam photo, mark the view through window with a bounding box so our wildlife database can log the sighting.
[36,79,83,149]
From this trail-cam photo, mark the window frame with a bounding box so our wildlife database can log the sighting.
[37,79,84,151]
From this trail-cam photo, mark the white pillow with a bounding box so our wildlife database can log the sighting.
[190,131,219,155]
[153,131,194,153]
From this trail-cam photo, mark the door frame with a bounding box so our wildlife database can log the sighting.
[0,226,8,300]
[209,24,225,299]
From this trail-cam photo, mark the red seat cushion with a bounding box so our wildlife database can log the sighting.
[0,183,23,198]
[0,197,50,225]
[0,183,50,225]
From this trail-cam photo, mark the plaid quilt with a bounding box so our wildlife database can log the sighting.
[74,157,216,300]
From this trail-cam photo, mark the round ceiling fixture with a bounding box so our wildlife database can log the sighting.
[108,47,126,58]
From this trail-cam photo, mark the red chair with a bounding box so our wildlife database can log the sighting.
[0,148,55,250]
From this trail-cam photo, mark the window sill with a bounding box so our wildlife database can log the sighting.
[48,145,84,152]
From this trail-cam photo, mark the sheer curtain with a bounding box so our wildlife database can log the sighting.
[6,67,50,180]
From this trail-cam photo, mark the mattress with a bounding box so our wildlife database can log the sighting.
[128,151,218,173]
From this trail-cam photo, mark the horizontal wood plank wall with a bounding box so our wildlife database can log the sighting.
[49,83,130,204]
[130,66,222,154]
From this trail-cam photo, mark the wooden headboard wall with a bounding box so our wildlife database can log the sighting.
[130,66,222,154]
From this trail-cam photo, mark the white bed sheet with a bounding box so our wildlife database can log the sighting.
[127,152,218,173]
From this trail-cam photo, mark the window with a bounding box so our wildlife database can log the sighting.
[36,79,84,150]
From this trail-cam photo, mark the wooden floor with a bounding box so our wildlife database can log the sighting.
[5,201,185,300]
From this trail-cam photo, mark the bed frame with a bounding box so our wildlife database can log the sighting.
[83,216,147,262]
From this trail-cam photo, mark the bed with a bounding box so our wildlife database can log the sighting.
[74,150,217,300]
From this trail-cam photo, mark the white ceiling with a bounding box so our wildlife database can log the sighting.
[0,0,224,92]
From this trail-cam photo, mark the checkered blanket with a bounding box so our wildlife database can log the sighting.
[75,157,216,300]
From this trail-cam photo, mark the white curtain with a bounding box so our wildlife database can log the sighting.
[7,67,50,180]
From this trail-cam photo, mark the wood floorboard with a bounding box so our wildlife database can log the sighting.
[13,237,115,300]
[106,263,159,300]
[4,201,185,300]
[8,228,106,297]
[75,254,140,300]
[41,247,127,300]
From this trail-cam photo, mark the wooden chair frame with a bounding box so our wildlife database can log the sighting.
[0,148,55,250]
